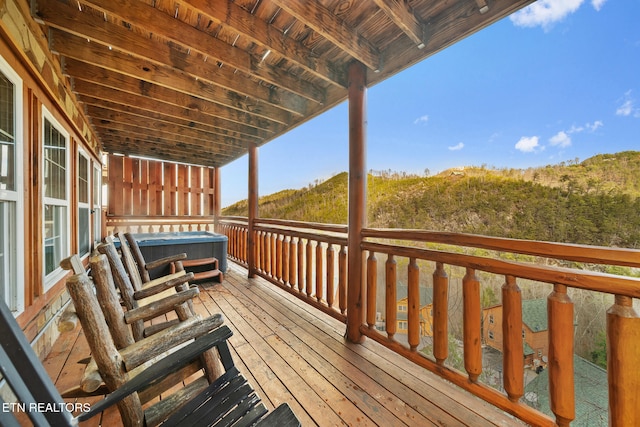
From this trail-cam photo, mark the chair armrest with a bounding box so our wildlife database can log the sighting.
[77,325,233,422]
[145,253,187,271]
[119,313,224,371]
[133,272,194,300]
[124,287,200,324]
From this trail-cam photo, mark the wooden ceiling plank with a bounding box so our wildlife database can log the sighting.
[372,0,427,48]
[46,0,326,104]
[86,105,248,146]
[98,137,235,167]
[94,127,241,157]
[81,96,258,146]
[48,29,307,117]
[63,59,284,131]
[73,81,271,139]
[270,0,381,72]
[180,0,346,87]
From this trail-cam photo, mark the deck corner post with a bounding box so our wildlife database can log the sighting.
[346,60,367,344]
[247,142,259,278]
[213,166,221,233]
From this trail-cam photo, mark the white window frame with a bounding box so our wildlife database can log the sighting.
[77,149,91,258]
[42,106,70,290]
[92,161,102,246]
[0,55,24,314]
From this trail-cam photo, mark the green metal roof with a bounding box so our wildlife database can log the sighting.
[522,299,548,332]
[524,355,608,426]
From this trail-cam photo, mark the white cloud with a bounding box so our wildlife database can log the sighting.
[585,120,603,131]
[515,136,541,153]
[448,142,464,151]
[616,91,640,118]
[510,0,607,30]
[413,115,429,125]
[510,0,584,29]
[616,100,634,116]
[549,131,572,147]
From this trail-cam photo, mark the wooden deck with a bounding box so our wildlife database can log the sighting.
[44,262,524,426]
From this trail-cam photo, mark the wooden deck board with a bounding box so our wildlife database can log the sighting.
[42,262,524,427]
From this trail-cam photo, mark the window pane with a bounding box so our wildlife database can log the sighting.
[0,201,16,309]
[79,207,90,255]
[78,154,89,204]
[0,72,15,191]
[44,205,67,275]
[44,120,66,200]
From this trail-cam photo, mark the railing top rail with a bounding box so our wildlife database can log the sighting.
[362,240,640,298]
[107,215,215,221]
[254,224,348,246]
[363,228,640,268]
[255,218,348,234]
[219,216,349,234]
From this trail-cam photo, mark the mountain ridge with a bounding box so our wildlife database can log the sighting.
[222,151,640,248]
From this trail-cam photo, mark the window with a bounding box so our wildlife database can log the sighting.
[398,304,407,312]
[398,321,408,331]
[0,56,24,313]
[43,108,69,287]
[78,152,91,256]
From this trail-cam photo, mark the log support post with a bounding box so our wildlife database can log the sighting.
[346,60,367,344]
[213,167,221,232]
[607,295,640,426]
[247,142,258,278]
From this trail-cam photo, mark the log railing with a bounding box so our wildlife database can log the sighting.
[105,215,216,235]
[217,218,640,426]
[218,217,348,323]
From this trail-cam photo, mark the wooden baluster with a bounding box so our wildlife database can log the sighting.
[607,295,640,426]
[502,275,523,402]
[290,237,298,289]
[316,242,324,303]
[271,233,277,277]
[276,234,283,281]
[408,258,420,351]
[433,262,448,365]
[548,284,575,427]
[463,268,482,382]
[339,245,347,315]
[326,245,335,308]
[385,255,397,340]
[264,232,270,274]
[282,236,290,285]
[297,238,305,293]
[306,240,314,298]
[366,252,377,329]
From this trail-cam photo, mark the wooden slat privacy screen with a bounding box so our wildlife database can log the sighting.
[107,155,216,217]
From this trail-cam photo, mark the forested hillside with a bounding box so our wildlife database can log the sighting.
[223,151,640,248]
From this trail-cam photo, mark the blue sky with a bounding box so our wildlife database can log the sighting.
[221,0,640,207]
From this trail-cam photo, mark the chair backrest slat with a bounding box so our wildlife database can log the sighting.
[0,301,73,426]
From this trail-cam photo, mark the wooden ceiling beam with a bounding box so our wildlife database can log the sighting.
[180,0,346,87]
[39,0,326,104]
[372,0,427,48]
[86,105,248,147]
[62,59,283,131]
[270,0,381,72]
[73,81,270,139]
[49,29,307,118]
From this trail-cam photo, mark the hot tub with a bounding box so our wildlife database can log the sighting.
[129,231,228,279]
